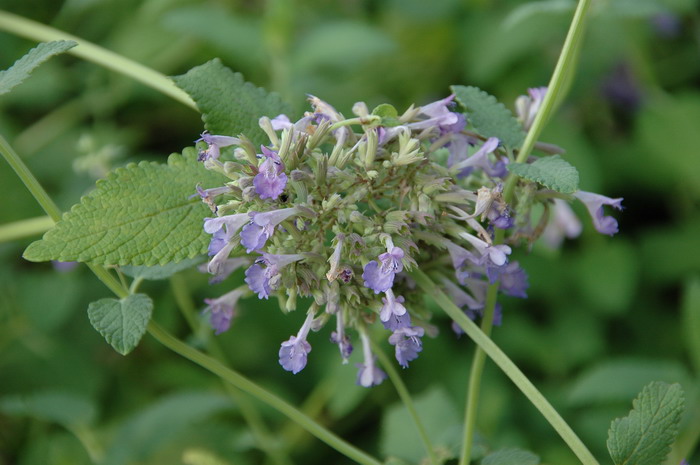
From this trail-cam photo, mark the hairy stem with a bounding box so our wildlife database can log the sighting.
[0,10,196,110]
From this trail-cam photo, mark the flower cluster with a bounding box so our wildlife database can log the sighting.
[195,90,623,386]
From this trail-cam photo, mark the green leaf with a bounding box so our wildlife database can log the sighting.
[607,382,684,465]
[103,391,233,465]
[507,155,579,193]
[171,59,293,146]
[23,150,226,266]
[120,256,205,281]
[450,85,525,148]
[481,448,540,465]
[0,390,96,427]
[87,294,153,355]
[681,277,700,373]
[0,40,77,96]
[372,103,401,127]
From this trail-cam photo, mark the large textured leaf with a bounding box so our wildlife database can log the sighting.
[451,85,525,148]
[507,155,579,193]
[171,59,293,146]
[23,150,225,266]
[88,294,153,355]
[607,382,684,465]
[0,40,77,95]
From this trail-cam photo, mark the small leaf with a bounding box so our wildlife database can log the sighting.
[450,85,525,148]
[87,294,153,355]
[481,448,540,465]
[607,382,684,465]
[171,59,293,146]
[23,150,226,266]
[120,256,205,281]
[507,155,579,193]
[0,40,77,95]
[372,103,401,127]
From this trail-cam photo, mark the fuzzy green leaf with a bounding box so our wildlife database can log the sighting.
[607,381,684,465]
[481,448,540,465]
[451,85,525,148]
[88,294,153,355]
[120,256,205,281]
[171,59,293,146]
[23,150,225,266]
[507,155,579,193]
[0,40,77,96]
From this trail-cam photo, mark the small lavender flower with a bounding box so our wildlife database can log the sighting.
[197,132,241,161]
[451,303,503,336]
[380,289,411,331]
[356,330,387,387]
[362,245,404,294]
[573,191,624,236]
[498,262,529,298]
[279,312,314,373]
[515,87,547,131]
[389,326,425,368]
[204,288,247,334]
[254,146,288,200]
[450,137,506,178]
[409,95,462,132]
[204,213,250,275]
[51,260,78,272]
[330,312,353,363]
[542,199,582,248]
[244,253,305,299]
[240,207,299,253]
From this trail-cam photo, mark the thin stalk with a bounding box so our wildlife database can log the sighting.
[147,321,383,465]
[0,10,196,111]
[3,133,380,465]
[410,270,599,465]
[0,216,54,242]
[170,275,294,465]
[459,0,593,461]
[373,340,439,465]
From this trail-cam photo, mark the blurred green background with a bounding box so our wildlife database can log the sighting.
[1,0,699,464]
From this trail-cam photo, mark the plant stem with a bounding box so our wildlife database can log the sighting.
[373,340,439,465]
[410,269,599,465]
[0,10,196,111]
[147,320,384,465]
[0,215,54,242]
[458,0,593,461]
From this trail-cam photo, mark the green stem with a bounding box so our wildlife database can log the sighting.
[170,275,294,465]
[411,270,599,465]
[0,10,196,111]
[459,1,593,461]
[147,320,383,465]
[0,215,54,242]
[373,340,439,465]
[460,282,499,465]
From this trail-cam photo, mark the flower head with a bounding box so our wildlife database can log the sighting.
[240,208,299,253]
[363,246,404,294]
[389,326,425,368]
[254,146,288,200]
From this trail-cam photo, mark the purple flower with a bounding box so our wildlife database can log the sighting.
[451,303,503,336]
[204,288,246,334]
[203,213,249,275]
[515,87,547,131]
[573,191,623,236]
[389,326,425,368]
[459,232,511,268]
[409,95,462,132]
[441,278,483,310]
[542,199,582,248]
[380,289,411,331]
[279,312,314,373]
[254,146,288,200]
[51,260,78,272]
[498,261,529,298]
[240,207,299,253]
[197,131,241,161]
[362,246,404,293]
[200,257,250,285]
[450,137,506,178]
[356,330,386,387]
[244,253,305,299]
[330,312,353,363]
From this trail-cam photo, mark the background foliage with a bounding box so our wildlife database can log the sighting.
[1,0,699,464]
